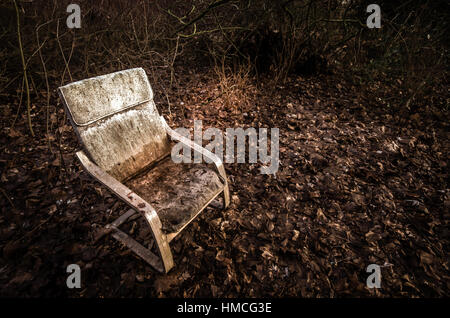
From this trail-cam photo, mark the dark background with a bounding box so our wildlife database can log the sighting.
[0,0,448,297]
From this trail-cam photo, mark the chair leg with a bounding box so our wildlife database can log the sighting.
[154,234,174,273]
[111,228,164,273]
[141,209,174,273]
[223,183,230,209]
[106,209,174,273]
[94,209,137,243]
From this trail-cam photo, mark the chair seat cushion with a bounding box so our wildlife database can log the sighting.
[125,156,224,233]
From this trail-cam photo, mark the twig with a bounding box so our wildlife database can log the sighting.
[13,0,34,137]
[11,76,24,128]
[36,20,53,153]
[171,0,231,37]
[170,35,180,87]
[0,187,15,209]
[56,19,74,85]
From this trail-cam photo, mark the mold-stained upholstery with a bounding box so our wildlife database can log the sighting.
[58,68,171,181]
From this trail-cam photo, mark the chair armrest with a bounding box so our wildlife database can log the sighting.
[160,116,229,185]
[75,150,174,272]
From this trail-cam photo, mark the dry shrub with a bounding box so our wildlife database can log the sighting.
[214,58,253,114]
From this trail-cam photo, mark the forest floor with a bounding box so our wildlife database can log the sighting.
[0,67,448,297]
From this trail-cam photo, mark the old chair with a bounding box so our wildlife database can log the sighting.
[58,68,230,273]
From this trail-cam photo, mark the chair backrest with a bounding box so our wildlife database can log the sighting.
[58,68,171,181]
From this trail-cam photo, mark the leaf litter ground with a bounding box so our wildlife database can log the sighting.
[0,69,448,297]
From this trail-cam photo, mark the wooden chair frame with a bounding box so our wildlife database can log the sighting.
[59,70,230,273]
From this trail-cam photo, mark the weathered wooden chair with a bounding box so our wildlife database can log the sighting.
[58,68,230,273]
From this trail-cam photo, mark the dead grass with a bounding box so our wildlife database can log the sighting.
[213,58,252,115]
